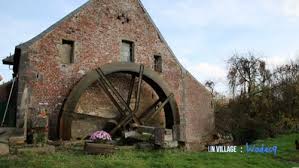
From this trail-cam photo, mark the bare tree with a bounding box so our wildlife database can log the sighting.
[227,52,269,97]
[205,80,215,96]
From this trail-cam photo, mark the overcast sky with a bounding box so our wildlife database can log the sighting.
[1,0,299,94]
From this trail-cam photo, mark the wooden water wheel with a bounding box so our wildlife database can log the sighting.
[59,63,180,142]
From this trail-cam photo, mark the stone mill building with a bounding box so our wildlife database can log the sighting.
[1,0,214,150]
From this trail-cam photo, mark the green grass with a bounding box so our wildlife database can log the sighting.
[0,133,298,168]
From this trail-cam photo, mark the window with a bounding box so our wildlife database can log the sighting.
[154,55,162,72]
[120,40,134,62]
[61,39,75,64]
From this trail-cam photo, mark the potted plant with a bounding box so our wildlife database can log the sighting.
[84,131,117,155]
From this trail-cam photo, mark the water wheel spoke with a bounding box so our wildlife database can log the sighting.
[134,65,144,113]
[127,75,136,106]
[96,68,128,109]
[109,65,145,135]
[110,93,173,136]
[138,99,161,122]
[97,79,125,117]
[143,93,174,123]
[110,114,133,135]
[96,68,141,125]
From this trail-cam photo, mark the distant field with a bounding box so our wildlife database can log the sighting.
[0,133,298,168]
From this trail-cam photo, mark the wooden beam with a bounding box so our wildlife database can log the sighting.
[144,94,174,123]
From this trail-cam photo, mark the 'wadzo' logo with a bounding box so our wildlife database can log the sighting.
[245,143,278,156]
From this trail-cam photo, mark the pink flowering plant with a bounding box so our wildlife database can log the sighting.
[89,130,112,143]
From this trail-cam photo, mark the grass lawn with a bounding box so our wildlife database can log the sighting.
[0,133,298,168]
